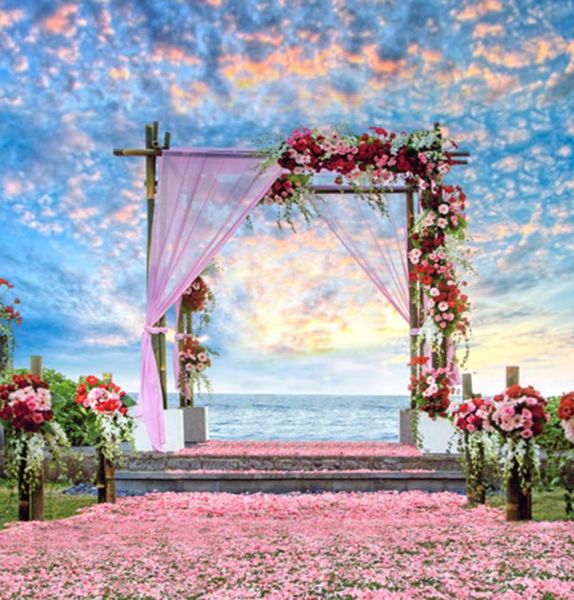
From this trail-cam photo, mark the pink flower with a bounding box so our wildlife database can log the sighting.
[521,429,533,439]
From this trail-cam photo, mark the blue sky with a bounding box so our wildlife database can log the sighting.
[0,0,573,395]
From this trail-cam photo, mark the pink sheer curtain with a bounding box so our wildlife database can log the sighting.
[315,194,410,323]
[140,149,282,450]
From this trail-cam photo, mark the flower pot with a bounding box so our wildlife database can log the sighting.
[418,411,456,453]
[182,406,209,445]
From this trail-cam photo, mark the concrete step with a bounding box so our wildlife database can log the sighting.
[115,469,466,495]
[123,452,462,473]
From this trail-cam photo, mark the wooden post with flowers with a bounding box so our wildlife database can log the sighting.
[29,356,45,520]
[97,372,116,504]
[505,366,532,521]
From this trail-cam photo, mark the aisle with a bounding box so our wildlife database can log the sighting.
[1,491,572,599]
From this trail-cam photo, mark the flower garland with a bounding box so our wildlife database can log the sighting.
[75,375,135,464]
[0,374,69,488]
[489,385,549,493]
[181,275,216,333]
[0,278,22,375]
[408,357,452,419]
[262,125,472,410]
[453,396,497,504]
[178,337,216,400]
[558,391,574,444]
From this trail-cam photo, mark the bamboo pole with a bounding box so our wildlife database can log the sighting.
[462,373,473,400]
[114,122,170,413]
[145,122,168,410]
[505,365,532,521]
[406,188,419,409]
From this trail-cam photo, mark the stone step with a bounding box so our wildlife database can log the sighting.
[115,469,466,495]
[123,452,462,473]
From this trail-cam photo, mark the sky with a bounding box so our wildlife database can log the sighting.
[0,0,573,397]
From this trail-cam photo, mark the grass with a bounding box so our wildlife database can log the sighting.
[487,487,574,521]
[0,479,95,529]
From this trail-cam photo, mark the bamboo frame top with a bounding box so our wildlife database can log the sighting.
[114,146,470,164]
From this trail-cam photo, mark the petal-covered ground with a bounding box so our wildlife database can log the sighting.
[1,491,573,599]
[176,441,421,457]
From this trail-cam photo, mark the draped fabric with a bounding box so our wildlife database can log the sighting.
[140,149,282,450]
[315,194,411,324]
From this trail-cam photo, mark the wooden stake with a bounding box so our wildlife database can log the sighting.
[27,356,45,521]
[504,365,532,521]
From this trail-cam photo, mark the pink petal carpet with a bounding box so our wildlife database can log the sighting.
[1,490,573,599]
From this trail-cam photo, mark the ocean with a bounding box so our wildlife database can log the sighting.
[163,393,410,442]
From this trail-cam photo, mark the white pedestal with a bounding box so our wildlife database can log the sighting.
[418,412,457,453]
[133,408,185,452]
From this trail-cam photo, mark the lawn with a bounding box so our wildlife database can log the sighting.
[0,480,95,529]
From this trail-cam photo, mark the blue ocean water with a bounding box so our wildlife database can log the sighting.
[165,393,410,442]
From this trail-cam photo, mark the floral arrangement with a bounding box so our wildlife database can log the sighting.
[408,357,452,419]
[558,391,574,443]
[182,276,214,313]
[178,337,215,401]
[262,125,471,411]
[453,395,494,434]
[75,375,135,464]
[453,396,497,504]
[0,374,68,488]
[0,278,22,374]
[489,385,549,492]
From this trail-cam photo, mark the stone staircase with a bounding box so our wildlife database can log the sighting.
[115,448,466,495]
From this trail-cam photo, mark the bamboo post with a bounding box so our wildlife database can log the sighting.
[406,188,419,409]
[505,365,532,521]
[462,373,473,400]
[114,122,170,411]
[30,356,44,520]
[178,308,194,408]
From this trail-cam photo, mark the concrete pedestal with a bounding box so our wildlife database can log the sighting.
[399,409,457,453]
[182,406,209,445]
[133,408,185,452]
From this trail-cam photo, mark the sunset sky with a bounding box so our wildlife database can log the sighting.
[0,0,573,396]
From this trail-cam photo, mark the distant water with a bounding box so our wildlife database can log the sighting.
[160,394,410,442]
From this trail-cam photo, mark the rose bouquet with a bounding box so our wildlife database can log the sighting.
[453,396,497,504]
[75,375,135,464]
[489,385,549,493]
[408,359,453,419]
[0,374,68,488]
[558,392,574,444]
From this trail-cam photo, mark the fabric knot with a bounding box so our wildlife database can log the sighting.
[144,325,170,335]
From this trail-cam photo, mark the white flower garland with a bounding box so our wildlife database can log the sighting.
[5,422,69,490]
[95,412,134,465]
[501,437,541,493]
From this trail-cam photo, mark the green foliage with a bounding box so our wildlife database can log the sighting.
[537,396,572,486]
[15,368,96,446]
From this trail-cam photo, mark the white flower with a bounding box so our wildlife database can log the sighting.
[198,352,208,362]
[426,376,436,385]
[423,213,435,227]
[196,363,206,372]
[437,218,448,229]
[438,204,450,215]
[438,301,449,312]
[430,288,440,297]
